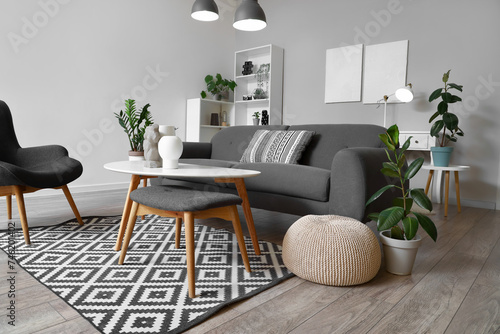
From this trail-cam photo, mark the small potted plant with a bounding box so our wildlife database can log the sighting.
[253,63,270,99]
[252,112,260,125]
[200,73,237,101]
[114,99,154,160]
[366,124,437,275]
[428,69,464,166]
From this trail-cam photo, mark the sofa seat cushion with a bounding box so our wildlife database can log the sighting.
[233,163,330,202]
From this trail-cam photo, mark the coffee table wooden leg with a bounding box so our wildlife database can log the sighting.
[444,171,450,217]
[115,174,141,251]
[454,171,462,213]
[233,178,261,255]
[425,170,434,195]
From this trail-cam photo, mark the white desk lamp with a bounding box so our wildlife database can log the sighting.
[381,83,414,127]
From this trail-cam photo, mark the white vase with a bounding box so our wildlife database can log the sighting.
[158,126,183,169]
[380,230,422,275]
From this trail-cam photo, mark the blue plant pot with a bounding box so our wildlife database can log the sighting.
[431,146,454,167]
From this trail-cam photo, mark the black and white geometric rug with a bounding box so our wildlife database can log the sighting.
[0,215,293,334]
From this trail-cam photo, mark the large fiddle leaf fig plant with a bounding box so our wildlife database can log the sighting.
[366,124,438,242]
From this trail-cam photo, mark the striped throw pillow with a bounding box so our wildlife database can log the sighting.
[240,130,315,164]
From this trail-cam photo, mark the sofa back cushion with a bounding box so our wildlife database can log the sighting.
[288,124,387,169]
[211,125,289,161]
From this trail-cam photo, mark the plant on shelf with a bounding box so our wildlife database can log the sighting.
[252,111,260,125]
[428,70,464,146]
[253,63,270,99]
[366,124,437,275]
[200,73,237,101]
[114,99,154,156]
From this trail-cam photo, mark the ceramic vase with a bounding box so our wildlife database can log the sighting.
[431,146,454,167]
[158,126,183,169]
[128,150,144,161]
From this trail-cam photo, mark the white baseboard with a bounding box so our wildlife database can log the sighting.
[23,182,130,198]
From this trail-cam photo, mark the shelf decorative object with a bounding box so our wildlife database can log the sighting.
[261,110,269,125]
[242,61,253,75]
[253,63,270,99]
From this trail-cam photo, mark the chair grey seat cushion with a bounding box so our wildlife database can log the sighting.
[130,185,243,212]
[0,151,83,188]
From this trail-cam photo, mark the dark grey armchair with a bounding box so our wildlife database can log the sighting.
[0,100,84,244]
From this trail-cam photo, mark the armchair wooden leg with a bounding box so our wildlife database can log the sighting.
[118,201,140,265]
[229,205,251,273]
[184,212,196,298]
[13,186,30,245]
[141,178,147,221]
[175,217,182,249]
[6,195,12,219]
[61,185,84,226]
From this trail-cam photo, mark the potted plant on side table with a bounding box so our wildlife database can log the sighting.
[114,99,154,161]
[200,73,237,101]
[428,69,464,166]
[366,124,437,275]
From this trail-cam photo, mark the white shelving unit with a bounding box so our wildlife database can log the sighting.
[234,44,284,125]
[186,98,234,142]
[186,44,284,142]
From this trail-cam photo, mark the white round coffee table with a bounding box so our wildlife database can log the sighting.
[421,164,470,217]
[104,161,261,254]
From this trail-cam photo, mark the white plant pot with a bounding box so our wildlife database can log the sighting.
[158,127,183,169]
[128,151,144,161]
[379,230,422,275]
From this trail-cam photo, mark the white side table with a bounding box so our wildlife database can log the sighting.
[421,165,470,217]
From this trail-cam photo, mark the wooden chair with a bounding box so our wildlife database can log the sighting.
[117,185,252,298]
[0,100,84,244]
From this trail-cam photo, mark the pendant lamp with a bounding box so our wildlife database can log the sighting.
[233,0,267,31]
[191,0,219,22]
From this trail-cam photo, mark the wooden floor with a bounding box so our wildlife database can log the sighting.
[0,189,499,333]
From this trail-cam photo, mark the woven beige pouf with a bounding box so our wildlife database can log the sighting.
[282,215,381,286]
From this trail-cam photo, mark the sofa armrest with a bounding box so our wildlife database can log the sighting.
[329,147,405,222]
[180,142,212,159]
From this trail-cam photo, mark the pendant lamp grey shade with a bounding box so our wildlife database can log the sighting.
[191,0,219,22]
[233,0,267,31]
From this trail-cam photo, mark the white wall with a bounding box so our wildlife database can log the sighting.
[2,0,500,209]
[0,0,235,190]
[235,0,500,209]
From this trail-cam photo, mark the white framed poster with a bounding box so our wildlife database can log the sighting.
[362,40,408,104]
[325,44,363,103]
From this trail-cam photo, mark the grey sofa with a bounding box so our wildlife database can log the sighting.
[152,124,397,222]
